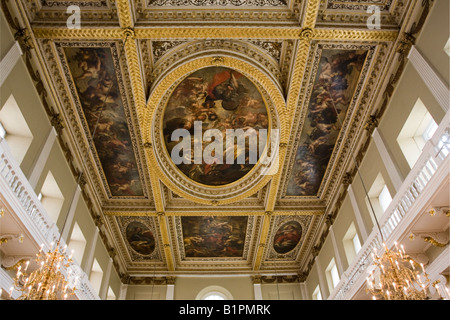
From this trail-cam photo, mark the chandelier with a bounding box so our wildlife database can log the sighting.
[9,241,77,300]
[365,242,446,300]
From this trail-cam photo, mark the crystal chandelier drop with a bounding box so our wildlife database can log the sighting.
[10,241,77,300]
[365,242,446,300]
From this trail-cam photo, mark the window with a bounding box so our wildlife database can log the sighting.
[195,286,233,300]
[312,285,322,300]
[0,94,33,164]
[444,37,450,57]
[378,184,393,213]
[422,120,438,141]
[39,171,64,223]
[330,264,340,288]
[352,233,361,254]
[203,293,226,300]
[106,287,116,300]
[397,98,438,168]
[68,222,86,265]
[89,259,104,295]
[325,259,340,292]
[0,122,6,138]
[343,223,362,265]
[366,173,392,222]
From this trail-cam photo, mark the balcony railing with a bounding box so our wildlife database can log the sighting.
[329,111,450,300]
[0,137,99,300]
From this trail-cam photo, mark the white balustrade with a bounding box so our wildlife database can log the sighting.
[0,137,99,300]
[329,111,450,300]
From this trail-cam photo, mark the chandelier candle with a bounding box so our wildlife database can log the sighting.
[365,242,444,300]
[11,241,77,300]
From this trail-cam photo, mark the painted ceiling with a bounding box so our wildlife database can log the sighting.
[2,0,429,282]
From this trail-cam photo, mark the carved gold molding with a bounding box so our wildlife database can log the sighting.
[104,209,324,216]
[423,236,448,247]
[428,206,450,217]
[158,214,174,270]
[313,29,398,42]
[412,231,450,248]
[254,215,272,270]
[144,55,286,206]
[116,0,134,29]
[115,0,176,271]
[302,0,321,29]
[123,38,146,126]
[32,28,123,39]
[31,27,398,42]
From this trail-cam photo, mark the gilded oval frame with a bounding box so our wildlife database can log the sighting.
[141,55,288,205]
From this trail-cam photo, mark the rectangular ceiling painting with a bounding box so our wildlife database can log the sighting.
[286,49,368,196]
[63,46,144,197]
[181,216,248,258]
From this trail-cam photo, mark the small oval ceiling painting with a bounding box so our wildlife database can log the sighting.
[125,221,156,256]
[273,220,302,254]
[162,66,269,186]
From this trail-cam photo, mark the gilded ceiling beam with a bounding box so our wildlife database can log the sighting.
[103,210,324,216]
[116,0,134,29]
[144,100,175,273]
[134,27,302,40]
[157,212,175,271]
[32,28,123,39]
[122,33,147,125]
[116,0,175,272]
[253,211,273,271]
[254,90,295,268]
[145,148,175,270]
[302,0,321,29]
[31,27,302,40]
[253,0,322,272]
[31,27,398,42]
[146,151,166,213]
[109,1,143,110]
[313,29,399,42]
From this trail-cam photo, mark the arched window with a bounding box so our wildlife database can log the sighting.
[203,292,226,300]
[196,285,233,300]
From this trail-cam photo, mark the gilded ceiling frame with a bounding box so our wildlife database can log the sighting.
[144,55,285,205]
[11,0,401,273]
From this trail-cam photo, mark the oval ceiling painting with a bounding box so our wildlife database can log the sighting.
[273,220,302,254]
[125,221,156,256]
[162,66,269,186]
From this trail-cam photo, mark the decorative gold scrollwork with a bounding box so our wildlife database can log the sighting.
[211,56,224,66]
[122,27,135,40]
[299,28,314,41]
